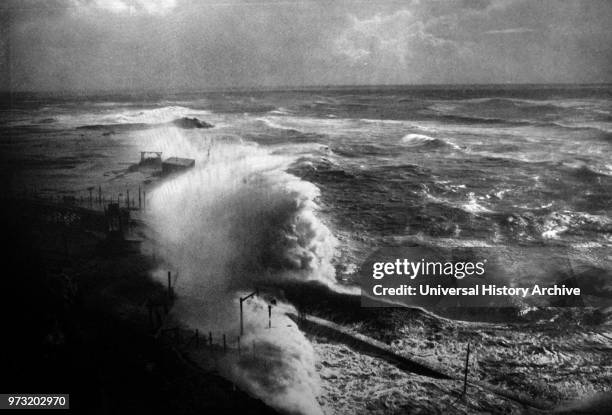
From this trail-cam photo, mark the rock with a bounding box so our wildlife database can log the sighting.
[171,117,214,129]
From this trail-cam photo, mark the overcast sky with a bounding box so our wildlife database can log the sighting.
[1,0,611,92]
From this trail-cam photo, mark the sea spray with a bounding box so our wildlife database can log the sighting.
[223,297,322,415]
[146,127,335,414]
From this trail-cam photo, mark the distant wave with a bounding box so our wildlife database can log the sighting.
[111,106,212,124]
[401,133,436,144]
[359,118,405,125]
[451,96,610,111]
[268,107,293,116]
[55,105,213,128]
[434,113,531,126]
[426,97,612,134]
[561,161,612,178]
[549,121,612,135]
[423,189,494,215]
[457,97,564,111]
[255,116,338,141]
[358,112,612,138]
[76,123,147,131]
[384,234,499,249]
[425,111,612,137]
[76,116,213,132]
[401,133,460,150]
[252,118,332,146]
[257,117,295,131]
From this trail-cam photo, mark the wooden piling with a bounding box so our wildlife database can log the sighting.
[268,305,272,329]
[167,271,172,300]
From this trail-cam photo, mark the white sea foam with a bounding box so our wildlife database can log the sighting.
[401,133,436,144]
[256,117,294,130]
[55,105,213,127]
[145,129,340,414]
[462,193,493,214]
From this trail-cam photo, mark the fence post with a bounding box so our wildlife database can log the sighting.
[268,304,272,329]
[138,186,142,210]
[167,271,172,300]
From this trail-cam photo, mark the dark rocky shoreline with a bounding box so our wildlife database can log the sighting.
[0,199,276,414]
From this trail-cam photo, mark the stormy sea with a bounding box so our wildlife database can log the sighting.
[2,85,611,414]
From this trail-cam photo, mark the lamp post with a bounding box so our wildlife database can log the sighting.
[239,289,259,336]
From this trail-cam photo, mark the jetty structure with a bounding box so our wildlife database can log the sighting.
[135,151,196,176]
[139,151,162,167]
[162,157,196,176]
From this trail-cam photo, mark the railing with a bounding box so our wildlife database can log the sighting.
[10,185,149,212]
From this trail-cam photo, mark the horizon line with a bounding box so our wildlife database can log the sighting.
[2,82,611,97]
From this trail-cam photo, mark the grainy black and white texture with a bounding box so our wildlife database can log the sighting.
[1,1,611,414]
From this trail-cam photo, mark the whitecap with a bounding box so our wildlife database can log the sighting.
[401,133,436,144]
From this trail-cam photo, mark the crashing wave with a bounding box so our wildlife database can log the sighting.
[147,132,339,415]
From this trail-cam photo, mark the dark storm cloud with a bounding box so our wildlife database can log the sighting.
[1,0,611,92]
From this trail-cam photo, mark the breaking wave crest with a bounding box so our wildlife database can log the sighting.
[56,105,213,127]
[401,133,459,150]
